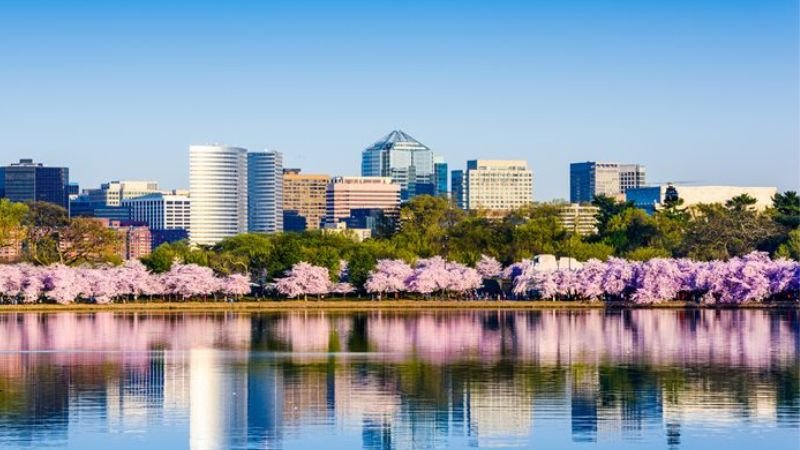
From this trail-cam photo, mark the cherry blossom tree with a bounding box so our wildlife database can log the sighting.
[276,262,331,300]
[476,255,502,279]
[364,259,413,298]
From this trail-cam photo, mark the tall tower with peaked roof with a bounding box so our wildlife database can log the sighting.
[360,130,438,201]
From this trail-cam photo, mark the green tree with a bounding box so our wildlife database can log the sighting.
[20,202,70,265]
[58,218,123,266]
[393,195,459,258]
[772,191,800,228]
[591,195,634,235]
[725,193,757,212]
[0,199,28,251]
[680,204,779,260]
[776,228,800,260]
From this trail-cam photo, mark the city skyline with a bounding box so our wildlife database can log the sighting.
[1,0,796,200]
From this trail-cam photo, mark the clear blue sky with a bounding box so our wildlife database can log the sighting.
[1,0,797,200]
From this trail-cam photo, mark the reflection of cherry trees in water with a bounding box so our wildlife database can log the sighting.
[0,310,795,449]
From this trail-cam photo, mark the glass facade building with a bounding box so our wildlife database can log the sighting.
[247,150,284,233]
[361,130,436,201]
[0,159,69,210]
[433,156,448,197]
[570,161,646,203]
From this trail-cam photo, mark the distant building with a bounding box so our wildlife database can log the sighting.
[343,208,388,235]
[0,159,70,210]
[67,182,80,198]
[322,221,372,242]
[558,203,600,236]
[189,145,248,246]
[123,192,190,231]
[282,210,308,232]
[150,229,189,249]
[451,170,465,209]
[326,176,401,225]
[627,185,778,214]
[570,161,646,203]
[84,180,160,207]
[69,199,132,221]
[0,228,24,262]
[95,218,152,260]
[433,156,448,197]
[459,160,533,211]
[248,150,283,233]
[282,168,329,231]
[361,130,436,201]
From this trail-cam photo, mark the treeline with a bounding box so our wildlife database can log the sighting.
[141,192,799,288]
[0,200,123,265]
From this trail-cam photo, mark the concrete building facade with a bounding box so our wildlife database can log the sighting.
[85,180,160,207]
[460,160,533,211]
[122,193,191,231]
[282,169,329,231]
[325,177,401,224]
[558,203,600,236]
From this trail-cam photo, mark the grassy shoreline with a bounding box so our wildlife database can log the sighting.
[0,299,795,313]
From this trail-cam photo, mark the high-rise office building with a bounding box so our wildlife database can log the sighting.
[85,180,160,206]
[247,150,283,233]
[189,145,248,246]
[123,192,191,231]
[361,130,436,201]
[282,168,329,231]
[458,160,533,211]
[433,155,448,197]
[0,159,69,210]
[325,177,401,224]
[451,170,465,209]
[570,162,646,203]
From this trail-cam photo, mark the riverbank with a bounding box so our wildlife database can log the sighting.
[0,299,795,313]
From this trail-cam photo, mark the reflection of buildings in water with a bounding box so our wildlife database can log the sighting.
[247,360,284,449]
[189,348,248,450]
[662,383,780,427]
[468,382,533,448]
[105,350,166,430]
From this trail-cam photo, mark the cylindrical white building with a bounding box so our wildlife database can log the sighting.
[189,145,248,246]
[247,150,284,233]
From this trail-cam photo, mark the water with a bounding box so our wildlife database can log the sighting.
[0,309,796,450]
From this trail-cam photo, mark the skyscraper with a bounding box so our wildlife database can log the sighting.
[189,145,248,246]
[433,155,448,197]
[247,150,283,233]
[0,159,70,210]
[282,168,329,231]
[451,170,465,209]
[460,160,533,211]
[361,130,436,201]
[569,162,646,203]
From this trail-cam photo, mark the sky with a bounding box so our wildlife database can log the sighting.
[0,0,797,200]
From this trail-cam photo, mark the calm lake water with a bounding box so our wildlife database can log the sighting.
[0,309,796,450]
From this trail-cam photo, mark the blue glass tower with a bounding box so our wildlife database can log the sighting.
[361,130,435,201]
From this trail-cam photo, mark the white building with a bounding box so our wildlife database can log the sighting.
[461,160,533,211]
[122,193,191,230]
[626,185,778,214]
[85,180,161,206]
[247,150,283,233]
[189,145,248,246]
[559,203,600,235]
